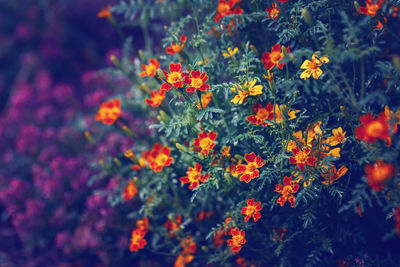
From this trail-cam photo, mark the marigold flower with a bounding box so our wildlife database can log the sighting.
[261,44,290,70]
[222,47,238,58]
[274,176,300,208]
[166,35,187,55]
[95,99,121,125]
[184,70,210,92]
[129,228,147,252]
[355,113,390,144]
[321,165,348,185]
[231,79,263,104]
[221,146,231,157]
[136,217,149,233]
[359,0,384,16]
[195,211,214,222]
[235,152,266,183]
[365,161,396,191]
[241,198,262,222]
[227,227,246,253]
[161,63,188,92]
[197,92,213,109]
[193,130,217,156]
[97,5,112,19]
[266,3,280,20]
[215,0,243,24]
[145,90,166,107]
[179,163,210,189]
[289,146,317,172]
[325,127,346,146]
[228,159,242,178]
[140,58,160,77]
[141,144,174,172]
[165,215,182,236]
[300,54,329,80]
[124,180,138,201]
[247,102,298,126]
[272,228,288,242]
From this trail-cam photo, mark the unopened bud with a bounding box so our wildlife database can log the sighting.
[133,176,139,182]
[138,50,145,60]
[176,143,189,153]
[281,45,289,57]
[224,172,232,183]
[113,157,122,167]
[122,125,135,138]
[139,83,151,95]
[201,246,209,253]
[249,44,259,56]
[354,1,360,13]
[110,55,119,66]
[157,68,166,80]
[159,110,169,122]
[302,9,313,25]
[391,54,400,71]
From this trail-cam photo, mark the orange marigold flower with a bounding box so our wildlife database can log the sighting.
[136,217,149,233]
[174,236,196,267]
[197,92,213,109]
[165,215,182,237]
[228,159,242,178]
[227,227,246,253]
[140,58,160,77]
[241,198,262,222]
[215,0,243,24]
[184,70,210,92]
[325,127,346,146]
[300,54,329,80]
[266,3,280,20]
[166,35,187,55]
[95,99,121,125]
[355,112,390,144]
[274,176,300,208]
[235,153,266,183]
[97,5,112,19]
[221,145,231,158]
[141,144,174,172]
[179,163,211,189]
[129,228,147,252]
[247,102,298,126]
[289,146,317,172]
[123,180,138,201]
[272,228,288,242]
[195,211,214,222]
[261,44,290,70]
[161,63,188,92]
[359,0,384,16]
[365,161,396,191]
[321,165,348,185]
[193,130,217,156]
[145,90,166,107]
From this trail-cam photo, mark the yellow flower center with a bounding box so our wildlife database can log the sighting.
[168,72,182,84]
[188,169,201,182]
[282,185,292,197]
[309,61,318,69]
[366,121,384,137]
[247,162,257,173]
[295,150,308,163]
[271,51,282,63]
[199,137,212,149]
[191,77,203,88]
[217,3,230,16]
[232,235,244,245]
[245,205,257,215]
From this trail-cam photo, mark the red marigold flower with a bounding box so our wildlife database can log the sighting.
[235,153,266,183]
[359,0,384,16]
[215,0,243,24]
[179,163,211,189]
[241,198,262,222]
[193,130,217,156]
[261,44,290,70]
[161,63,188,92]
[140,58,160,77]
[289,146,317,172]
[97,5,112,19]
[166,35,187,55]
[247,102,298,127]
[227,227,246,253]
[274,176,300,208]
[141,144,174,172]
[266,3,280,20]
[136,217,149,233]
[145,90,166,107]
[355,112,390,144]
[95,99,121,125]
[123,180,138,201]
[184,70,210,92]
[165,215,182,237]
[365,161,396,191]
[129,228,147,252]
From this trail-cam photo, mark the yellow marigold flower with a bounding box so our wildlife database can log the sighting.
[231,79,263,104]
[197,92,213,109]
[325,127,346,146]
[300,54,329,80]
[222,47,238,58]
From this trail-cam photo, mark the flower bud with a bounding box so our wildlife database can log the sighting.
[157,68,166,80]
[301,9,313,25]
[139,83,151,95]
[354,1,360,13]
[159,110,169,122]
[176,143,189,153]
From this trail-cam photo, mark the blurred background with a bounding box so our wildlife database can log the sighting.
[0,0,150,265]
